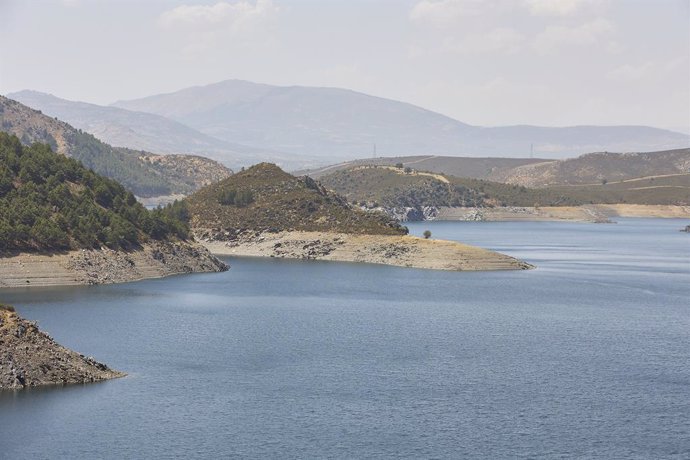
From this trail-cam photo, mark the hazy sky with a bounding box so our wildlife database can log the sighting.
[1,0,688,131]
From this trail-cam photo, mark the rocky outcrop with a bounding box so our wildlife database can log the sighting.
[375,206,440,222]
[0,305,124,390]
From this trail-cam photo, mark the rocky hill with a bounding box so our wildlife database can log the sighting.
[0,96,231,197]
[113,79,689,161]
[0,304,123,390]
[186,163,406,241]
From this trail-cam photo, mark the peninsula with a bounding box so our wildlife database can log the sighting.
[0,304,124,390]
[0,133,227,288]
[187,163,531,271]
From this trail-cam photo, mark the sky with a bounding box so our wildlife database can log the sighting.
[1,0,688,132]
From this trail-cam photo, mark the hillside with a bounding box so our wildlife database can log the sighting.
[319,165,690,219]
[0,304,124,390]
[7,90,279,167]
[0,96,231,197]
[0,132,190,251]
[297,156,548,180]
[501,149,690,187]
[186,163,406,239]
[113,79,689,161]
[320,166,581,209]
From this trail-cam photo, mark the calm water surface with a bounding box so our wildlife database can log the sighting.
[1,219,689,458]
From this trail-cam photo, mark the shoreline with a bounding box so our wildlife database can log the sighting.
[201,231,533,272]
[0,241,227,289]
[434,204,690,223]
[1,306,125,390]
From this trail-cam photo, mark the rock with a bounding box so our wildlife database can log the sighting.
[0,306,125,390]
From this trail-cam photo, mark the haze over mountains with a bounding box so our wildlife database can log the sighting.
[8,79,690,170]
[113,79,689,160]
[8,90,278,166]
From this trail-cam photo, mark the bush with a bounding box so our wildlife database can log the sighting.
[423,230,431,239]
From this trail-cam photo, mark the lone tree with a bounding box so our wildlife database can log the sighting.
[395,162,404,169]
[423,230,432,239]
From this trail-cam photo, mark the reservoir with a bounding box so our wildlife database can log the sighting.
[1,219,688,458]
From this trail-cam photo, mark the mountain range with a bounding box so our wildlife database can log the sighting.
[8,79,689,169]
[0,96,231,197]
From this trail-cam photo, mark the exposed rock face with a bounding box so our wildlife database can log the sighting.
[66,241,228,285]
[373,206,439,222]
[202,231,534,272]
[0,305,124,390]
[0,241,228,288]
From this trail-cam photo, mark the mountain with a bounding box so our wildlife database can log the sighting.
[113,79,690,161]
[6,90,276,167]
[0,96,231,197]
[186,163,406,240]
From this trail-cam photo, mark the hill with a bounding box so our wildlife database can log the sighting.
[0,132,227,286]
[296,155,548,180]
[319,165,690,220]
[186,163,406,239]
[0,304,124,390]
[187,163,530,272]
[500,149,690,187]
[113,79,689,162]
[0,132,193,251]
[303,149,690,189]
[0,96,231,197]
[7,90,280,167]
[320,166,582,210]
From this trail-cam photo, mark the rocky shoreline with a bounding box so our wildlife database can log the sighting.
[0,305,124,390]
[201,231,533,272]
[0,241,228,288]
[388,204,690,223]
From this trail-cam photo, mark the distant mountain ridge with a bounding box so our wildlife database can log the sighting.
[7,90,280,167]
[0,96,231,197]
[301,149,690,188]
[112,79,689,161]
[500,148,690,187]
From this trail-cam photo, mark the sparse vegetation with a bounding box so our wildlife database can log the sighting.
[187,163,407,238]
[319,165,690,210]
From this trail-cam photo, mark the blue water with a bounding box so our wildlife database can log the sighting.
[1,219,689,458]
